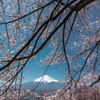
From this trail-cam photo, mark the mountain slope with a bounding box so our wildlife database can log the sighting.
[16,75,64,92]
[34,75,58,83]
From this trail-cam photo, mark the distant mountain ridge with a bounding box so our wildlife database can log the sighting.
[16,75,64,92]
[34,75,58,83]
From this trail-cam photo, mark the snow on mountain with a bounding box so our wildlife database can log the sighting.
[34,75,58,83]
[15,75,64,92]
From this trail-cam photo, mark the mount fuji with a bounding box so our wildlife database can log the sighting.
[34,75,58,83]
[18,75,64,92]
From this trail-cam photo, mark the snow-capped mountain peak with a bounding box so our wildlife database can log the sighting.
[34,75,58,83]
